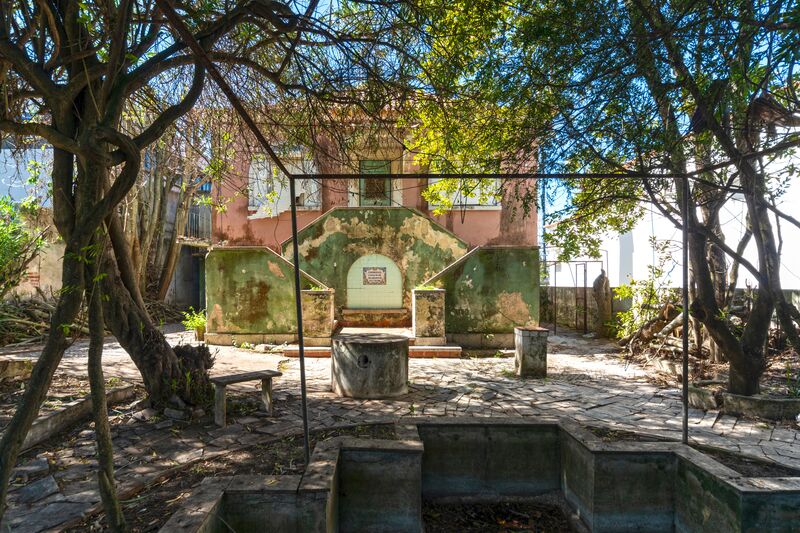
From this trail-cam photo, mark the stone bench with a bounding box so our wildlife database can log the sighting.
[210,370,282,427]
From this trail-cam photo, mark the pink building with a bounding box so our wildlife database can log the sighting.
[211,135,538,250]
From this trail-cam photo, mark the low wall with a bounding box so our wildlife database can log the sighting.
[542,285,800,336]
[426,246,540,348]
[541,286,628,334]
[205,247,333,346]
[161,418,800,533]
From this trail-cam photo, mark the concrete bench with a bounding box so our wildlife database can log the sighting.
[210,370,282,427]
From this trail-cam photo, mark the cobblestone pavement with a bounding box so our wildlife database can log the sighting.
[3,329,799,531]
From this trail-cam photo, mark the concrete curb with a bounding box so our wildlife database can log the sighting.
[21,384,137,451]
[161,416,800,532]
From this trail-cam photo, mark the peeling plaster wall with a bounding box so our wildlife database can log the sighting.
[205,247,322,336]
[428,246,540,336]
[282,208,469,323]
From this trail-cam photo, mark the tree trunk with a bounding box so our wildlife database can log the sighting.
[0,239,87,517]
[101,230,213,406]
[87,241,127,531]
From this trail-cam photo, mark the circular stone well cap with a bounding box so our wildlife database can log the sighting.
[333,333,409,343]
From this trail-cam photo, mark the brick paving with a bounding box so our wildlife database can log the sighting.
[3,328,799,531]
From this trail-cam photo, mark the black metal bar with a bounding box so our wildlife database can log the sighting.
[574,263,579,331]
[289,177,312,463]
[553,263,558,335]
[153,0,311,461]
[681,177,690,445]
[583,262,588,334]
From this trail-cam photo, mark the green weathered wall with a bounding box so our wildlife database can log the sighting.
[205,247,322,334]
[427,246,540,334]
[282,208,468,316]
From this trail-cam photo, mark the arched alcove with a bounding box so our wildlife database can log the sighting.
[346,254,403,309]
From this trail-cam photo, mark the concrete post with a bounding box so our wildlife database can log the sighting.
[412,288,446,345]
[514,326,549,378]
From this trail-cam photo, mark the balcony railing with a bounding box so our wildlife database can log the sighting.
[180,203,212,246]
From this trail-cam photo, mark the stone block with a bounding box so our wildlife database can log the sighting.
[722,392,800,421]
[301,289,335,339]
[514,326,549,378]
[412,289,446,343]
[16,475,59,504]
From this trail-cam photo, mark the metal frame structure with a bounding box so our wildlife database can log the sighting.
[543,259,607,335]
[156,0,696,456]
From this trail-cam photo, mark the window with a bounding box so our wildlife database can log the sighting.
[248,157,277,210]
[359,160,391,207]
[247,148,320,217]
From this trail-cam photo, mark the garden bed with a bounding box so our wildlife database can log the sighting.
[0,374,132,430]
[68,423,397,532]
[423,500,573,532]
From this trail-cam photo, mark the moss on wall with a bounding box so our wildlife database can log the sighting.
[205,247,323,334]
[282,208,468,317]
[427,246,540,334]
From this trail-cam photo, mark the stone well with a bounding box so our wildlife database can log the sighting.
[331,333,409,398]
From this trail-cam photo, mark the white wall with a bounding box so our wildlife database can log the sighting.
[0,147,52,203]
[544,162,800,290]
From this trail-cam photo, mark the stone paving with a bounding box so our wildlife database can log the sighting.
[3,328,800,531]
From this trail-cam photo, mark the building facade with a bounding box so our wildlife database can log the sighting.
[205,133,542,348]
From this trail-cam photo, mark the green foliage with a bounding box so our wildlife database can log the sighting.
[0,195,45,298]
[613,239,679,339]
[181,307,206,331]
[415,284,438,290]
[785,364,800,398]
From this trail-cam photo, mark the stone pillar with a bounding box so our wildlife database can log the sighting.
[412,288,446,345]
[332,333,409,398]
[514,326,549,378]
[301,289,335,346]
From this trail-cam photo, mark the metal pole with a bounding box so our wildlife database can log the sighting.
[583,262,588,334]
[553,262,558,335]
[153,0,312,461]
[289,177,311,464]
[681,177,690,445]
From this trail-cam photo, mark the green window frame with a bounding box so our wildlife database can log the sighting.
[359,160,392,206]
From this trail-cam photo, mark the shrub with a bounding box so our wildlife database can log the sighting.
[0,196,44,298]
[181,307,207,331]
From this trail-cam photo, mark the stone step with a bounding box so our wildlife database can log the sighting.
[282,344,462,358]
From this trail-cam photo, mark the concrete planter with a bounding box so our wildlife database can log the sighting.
[514,326,549,378]
[163,418,800,533]
[331,333,409,398]
[412,289,446,345]
[301,289,335,346]
[688,382,723,411]
[0,358,33,381]
[722,392,800,420]
[22,384,136,451]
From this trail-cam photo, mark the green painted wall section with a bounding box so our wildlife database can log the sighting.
[427,246,540,334]
[282,208,469,314]
[205,247,322,334]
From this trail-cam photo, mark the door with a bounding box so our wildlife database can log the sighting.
[359,160,391,206]
[346,254,403,309]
